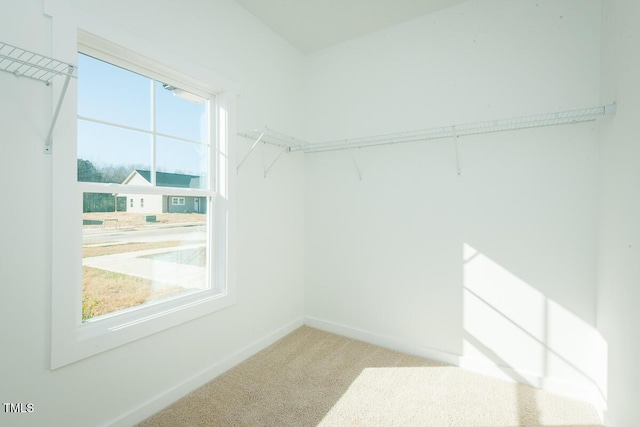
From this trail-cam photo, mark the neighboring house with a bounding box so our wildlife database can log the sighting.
[120,170,207,214]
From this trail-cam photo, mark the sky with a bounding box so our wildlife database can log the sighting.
[77,53,209,182]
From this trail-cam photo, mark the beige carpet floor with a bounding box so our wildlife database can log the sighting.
[137,326,603,427]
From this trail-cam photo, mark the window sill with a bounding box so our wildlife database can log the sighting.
[52,291,235,369]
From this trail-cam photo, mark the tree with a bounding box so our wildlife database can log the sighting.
[78,159,112,212]
[77,159,103,182]
[99,164,133,184]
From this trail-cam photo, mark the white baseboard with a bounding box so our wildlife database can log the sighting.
[105,318,304,427]
[304,316,606,422]
[304,316,461,366]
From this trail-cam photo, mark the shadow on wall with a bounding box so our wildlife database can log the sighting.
[460,243,608,419]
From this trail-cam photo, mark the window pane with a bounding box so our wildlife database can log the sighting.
[156,136,208,189]
[78,119,151,183]
[155,81,207,142]
[78,53,152,131]
[82,192,209,321]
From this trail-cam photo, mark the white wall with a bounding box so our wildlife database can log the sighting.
[4,0,634,425]
[0,0,305,426]
[597,0,640,425]
[304,0,603,403]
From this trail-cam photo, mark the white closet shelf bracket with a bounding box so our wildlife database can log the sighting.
[0,41,77,154]
[236,129,265,171]
[264,147,288,178]
[237,127,309,175]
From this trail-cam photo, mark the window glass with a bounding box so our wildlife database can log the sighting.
[82,192,208,321]
[77,53,152,130]
[77,120,151,183]
[154,81,207,142]
[77,53,213,323]
[156,136,207,188]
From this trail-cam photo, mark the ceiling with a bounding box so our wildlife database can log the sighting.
[234,0,468,53]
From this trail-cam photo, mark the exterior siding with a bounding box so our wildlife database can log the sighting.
[123,194,163,213]
[120,171,207,214]
[167,196,207,213]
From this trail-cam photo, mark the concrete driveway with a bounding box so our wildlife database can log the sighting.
[83,243,207,289]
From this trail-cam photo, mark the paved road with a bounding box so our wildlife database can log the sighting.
[83,224,206,244]
[83,223,209,289]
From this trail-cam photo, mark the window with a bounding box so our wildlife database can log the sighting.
[77,51,215,320]
[51,29,235,369]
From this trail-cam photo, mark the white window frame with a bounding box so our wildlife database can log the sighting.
[172,197,185,206]
[50,21,237,369]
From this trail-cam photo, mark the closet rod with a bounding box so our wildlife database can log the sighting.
[291,104,616,153]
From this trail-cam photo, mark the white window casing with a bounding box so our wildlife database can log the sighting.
[48,5,237,369]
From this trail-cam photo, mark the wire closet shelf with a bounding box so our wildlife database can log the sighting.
[0,41,77,154]
[238,104,616,155]
[0,41,76,84]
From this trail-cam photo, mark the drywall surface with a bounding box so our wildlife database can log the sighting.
[597,0,640,425]
[0,0,304,426]
[304,0,602,401]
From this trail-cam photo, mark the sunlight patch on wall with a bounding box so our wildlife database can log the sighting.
[463,243,546,376]
[461,243,607,410]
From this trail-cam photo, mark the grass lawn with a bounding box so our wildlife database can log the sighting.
[82,240,199,321]
[81,213,207,321]
[82,267,186,321]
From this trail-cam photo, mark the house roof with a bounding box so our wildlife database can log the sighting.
[125,170,204,188]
